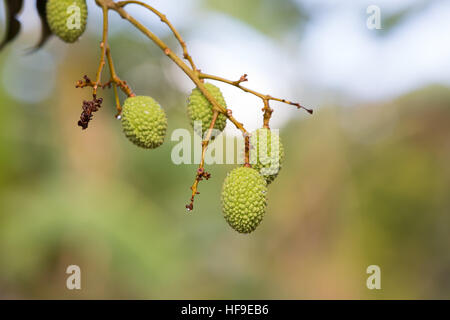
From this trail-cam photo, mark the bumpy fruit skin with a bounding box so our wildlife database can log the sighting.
[46,0,88,43]
[187,83,227,137]
[121,96,168,149]
[250,128,285,185]
[221,167,268,234]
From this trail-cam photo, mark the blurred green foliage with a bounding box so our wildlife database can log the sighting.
[204,0,308,38]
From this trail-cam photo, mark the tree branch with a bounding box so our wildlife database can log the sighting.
[199,72,313,115]
[105,45,136,116]
[93,5,109,96]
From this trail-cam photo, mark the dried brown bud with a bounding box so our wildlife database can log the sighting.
[77,95,103,130]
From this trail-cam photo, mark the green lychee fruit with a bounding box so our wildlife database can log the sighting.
[46,0,88,43]
[187,83,227,137]
[121,96,168,149]
[221,167,268,234]
[250,128,285,185]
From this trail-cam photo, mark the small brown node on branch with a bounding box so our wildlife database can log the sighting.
[76,75,93,88]
[164,48,171,55]
[102,80,113,89]
[232,74,248,86]
[186,166,212,211]
[186,203,194,212]
[196,168,211,181]
[293,102,314,114]
[240,74,248,83]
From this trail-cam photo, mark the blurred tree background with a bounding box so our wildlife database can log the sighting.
[0,0,449,299]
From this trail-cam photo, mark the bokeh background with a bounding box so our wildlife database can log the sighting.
[0,0,449,299]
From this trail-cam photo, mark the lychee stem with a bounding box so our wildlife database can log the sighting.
[244,134,251,167]
[105,45,135,116]
[199,72,314,117]
[92,5,109,97]
[187,110,219,211]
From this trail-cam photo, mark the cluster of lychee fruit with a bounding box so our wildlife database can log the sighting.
[47,0,285,234]
[120,84,284,235]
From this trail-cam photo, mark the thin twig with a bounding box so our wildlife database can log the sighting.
[93,5,110,96]
[187,110,220,211]
[199,72,313,115]
[262,99,273,129]
[106,45,135,95]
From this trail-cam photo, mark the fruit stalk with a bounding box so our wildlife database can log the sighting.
[187,110,220,211]
[105,45,135,116]
[262,99,273,129]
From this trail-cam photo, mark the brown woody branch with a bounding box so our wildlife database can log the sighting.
[186,110,219,211]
